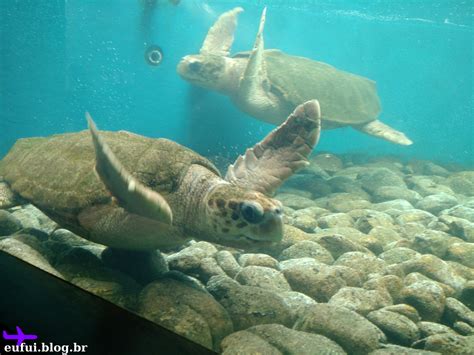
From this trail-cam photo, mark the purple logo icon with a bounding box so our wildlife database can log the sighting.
[3,326,38,345]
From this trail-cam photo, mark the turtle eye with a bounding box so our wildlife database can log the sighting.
[189,61,202,72]
[240,202,264,224]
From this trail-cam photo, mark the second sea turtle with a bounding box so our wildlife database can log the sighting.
[177,7,412,145]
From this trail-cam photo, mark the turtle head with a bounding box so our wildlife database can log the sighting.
[178,7,245,94]
[177,54,230,92]
[203,184,283,248]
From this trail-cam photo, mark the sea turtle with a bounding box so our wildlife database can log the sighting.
[0,100,321,256]
[177,7,412,146]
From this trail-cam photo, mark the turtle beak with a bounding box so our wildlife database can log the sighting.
[250,207,283,243]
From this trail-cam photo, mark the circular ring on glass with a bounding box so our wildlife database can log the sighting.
[145,45,163,66]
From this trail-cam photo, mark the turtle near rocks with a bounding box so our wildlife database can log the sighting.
[0,100,321,253]
[178,7,412,146]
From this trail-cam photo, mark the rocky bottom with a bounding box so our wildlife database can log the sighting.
[0,153,473,354]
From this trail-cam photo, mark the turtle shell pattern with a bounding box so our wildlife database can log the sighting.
[236,50,382,126]
[0,130,219,231]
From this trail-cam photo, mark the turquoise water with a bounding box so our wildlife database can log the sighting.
[0,0,472,164]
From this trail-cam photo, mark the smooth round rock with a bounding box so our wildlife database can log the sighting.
[72,276,139,311]
[379,247,421,265]
[453,322,473,336]
[265,224,314,255]
[364,275,404,304]
[396,210,437,227]
[353,211,395,234]
[401,281,446,322]
[442,297,474,327]
[102,248,168,285]
[418,333,474,354]
[328,287,392,315]
[206,275,293,331]
[0,181,17,208]
[358,168,406,193]
[327,198,372,213]
[284,262,351,302]
[406,175,454,197]
[406,160,450,177]
[11,204,57,233]
[404,272,455,298]
[411,230,462,258]
[373,199,415,213]
[279,291,318,323]
[366,309,420,346]
[279,240,334,264]
[284,175,333,198]
[311,153,343,173]
[215,250,241,278]
[238,253,279,269]
[294,303,386,354]
[235,266,291,292]
[198,257,227,282]
[441,205,474,223]
[317,213,354,228]
[0,237,62,278]
[139,277,233,351]
[167,241,217,272]
[439,215,474,242]
[221,324,346,355]
[459,281,474,310]
[291,214,318,232]
[369,344,439,354]
[314,233,370,259]
[274,193,316,210]
[0,210,22,236]
[372,186,422,205]
[334,252,386,280]
[415,193,459,215]
[417,321,456,338]
[446,172,474,196]
[382,304,420,323]
[445,242,474,268]
[400,254,466,293]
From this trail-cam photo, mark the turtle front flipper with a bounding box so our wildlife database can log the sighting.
[86,113,173,225]
[200,7,243,56]
[237,7,283,119]
[226,100,321,196]
[355,119,413,145]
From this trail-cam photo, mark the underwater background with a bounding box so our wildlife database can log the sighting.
[1,2,474,353]
[0,0,472,165]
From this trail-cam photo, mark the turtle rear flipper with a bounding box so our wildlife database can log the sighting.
[78,205,182,250]
[200,7,243,56]
[86,113,173,225]
[226,99,321,196]
[355,119,413,145]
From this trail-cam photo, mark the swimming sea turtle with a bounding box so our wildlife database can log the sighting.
[0,100,321,253]
[177,7,412,145]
